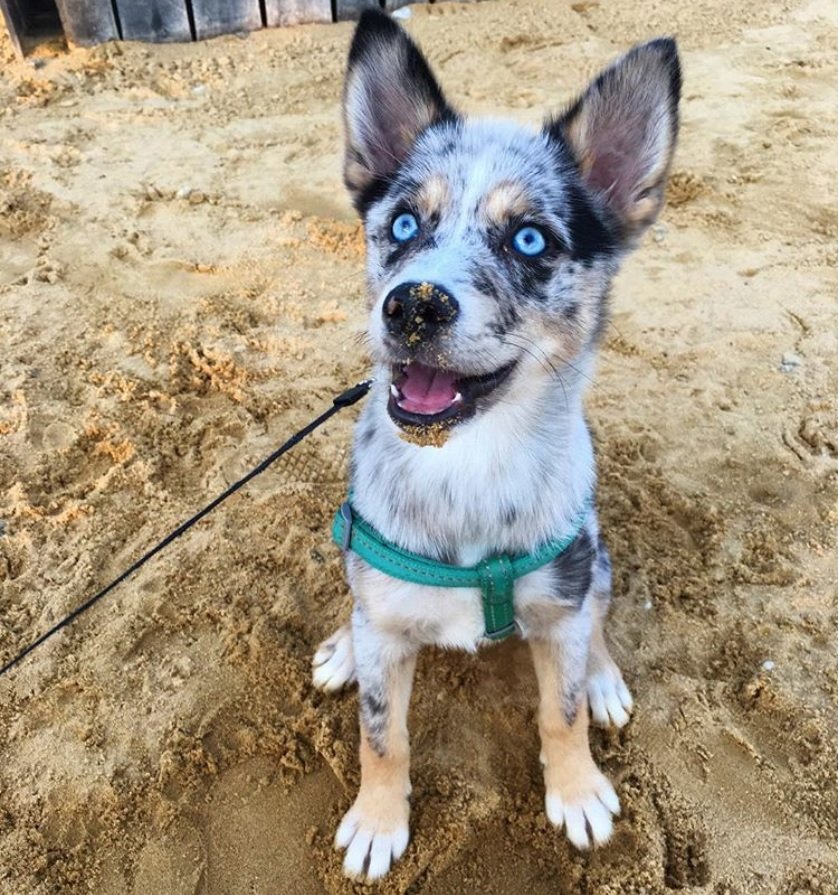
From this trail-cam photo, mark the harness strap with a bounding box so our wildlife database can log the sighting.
[478,555,517,640]
[332,498,590,641]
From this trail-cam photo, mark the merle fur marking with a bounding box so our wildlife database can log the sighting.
[561,180,619,264]
[562,681,583,727]
[351,603,392,757]
[550,529,595,606]
[360,691,389,756]
[592,534,613,599]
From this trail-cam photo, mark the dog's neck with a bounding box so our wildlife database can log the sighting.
[350,362,595,565]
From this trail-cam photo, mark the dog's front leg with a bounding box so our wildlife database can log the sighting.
[529,609,620,850]
[335,602,417,880]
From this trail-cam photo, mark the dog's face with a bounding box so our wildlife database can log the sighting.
[343,12,680,436]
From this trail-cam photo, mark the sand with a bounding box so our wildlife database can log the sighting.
[0,0,836,892]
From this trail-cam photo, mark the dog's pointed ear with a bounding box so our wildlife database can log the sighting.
[343,10,456,214]
[548,38,681,243]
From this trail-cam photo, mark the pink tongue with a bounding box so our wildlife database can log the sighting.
[398,363,458,415]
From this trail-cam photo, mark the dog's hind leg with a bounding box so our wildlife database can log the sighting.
[335,603,417,880]
[312,623,356,692]
[585,537,633,728]
[529,610,620,849]
[587,612,633,729]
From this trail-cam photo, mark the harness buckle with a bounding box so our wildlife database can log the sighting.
[484,620,519,641]
[339,501,354,552]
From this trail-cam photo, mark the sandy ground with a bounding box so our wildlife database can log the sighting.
[0,1,836,893]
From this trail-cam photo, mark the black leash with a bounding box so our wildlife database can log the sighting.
[0,379,372,678]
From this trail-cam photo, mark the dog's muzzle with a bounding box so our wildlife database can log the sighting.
[383,281,460,346]
[380,281,517,439]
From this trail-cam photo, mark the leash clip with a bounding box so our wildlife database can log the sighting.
[339,501,354,552]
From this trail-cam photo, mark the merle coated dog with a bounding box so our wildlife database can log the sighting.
[312,10,680,880]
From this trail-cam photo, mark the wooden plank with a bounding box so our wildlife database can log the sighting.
[264,0,332,26]
[191,0,262,39]
[114,0,192,42]
[54,0,119,46]
[0,0,26,56]
[335,0,379,22]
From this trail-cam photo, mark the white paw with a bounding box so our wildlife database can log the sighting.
[587,668,633,729]
[335,805,410,880]
[545,775,620,849]
[312,626,356,692]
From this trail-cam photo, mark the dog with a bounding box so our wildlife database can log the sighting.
[311,9,680,880]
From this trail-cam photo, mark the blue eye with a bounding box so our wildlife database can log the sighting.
[511,225,547,257]
[391,212,420,243]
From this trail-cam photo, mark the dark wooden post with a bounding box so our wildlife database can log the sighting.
[335,0,379,22]
[0,0,26,55]
[264,0,332,26]
[191,0,262,39]
[54,0,119,45]
[114,0,192,41]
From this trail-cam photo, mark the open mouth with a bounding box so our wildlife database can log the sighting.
[387,360,517,430]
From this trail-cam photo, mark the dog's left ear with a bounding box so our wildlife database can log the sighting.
[548,38,681,243]
[343,10,456,215]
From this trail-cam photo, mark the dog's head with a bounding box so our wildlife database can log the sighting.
[343,11,680,437]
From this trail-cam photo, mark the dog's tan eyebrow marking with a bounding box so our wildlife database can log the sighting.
[414,174,451,219]
[482,180,534,227]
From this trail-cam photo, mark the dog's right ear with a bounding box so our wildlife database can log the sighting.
[343,10,456,215]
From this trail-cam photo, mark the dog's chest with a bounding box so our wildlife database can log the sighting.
[348,555,484,648]
[345,392,596,646]
[347,556,565,648]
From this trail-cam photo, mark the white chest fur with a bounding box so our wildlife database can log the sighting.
[351,369,595,558]
[348,555,583,650]
[346,367,596,647]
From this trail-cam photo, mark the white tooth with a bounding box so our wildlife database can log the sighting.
[453,392,463,403]
[390,384,400,398]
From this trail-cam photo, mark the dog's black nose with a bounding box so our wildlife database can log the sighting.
[383,281,460,343]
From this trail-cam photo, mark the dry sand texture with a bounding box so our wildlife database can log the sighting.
[0,0,836,892]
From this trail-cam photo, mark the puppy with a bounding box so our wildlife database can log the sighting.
[312,9,680,880]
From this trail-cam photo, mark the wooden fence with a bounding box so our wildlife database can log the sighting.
[1,0,422,56]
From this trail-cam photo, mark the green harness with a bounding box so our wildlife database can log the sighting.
[332,498,591,641]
